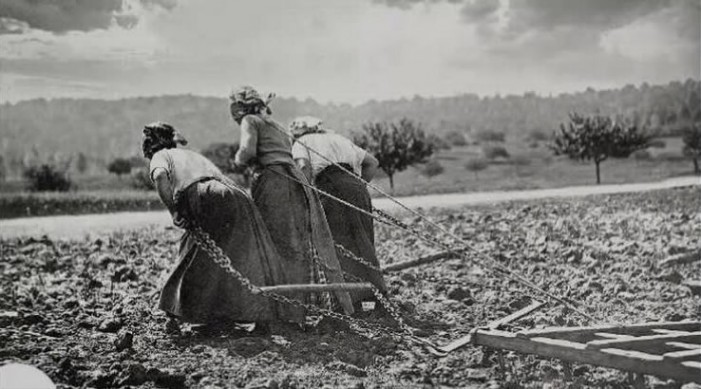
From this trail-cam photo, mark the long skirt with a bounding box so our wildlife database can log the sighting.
[315,165,388,304]
[158,178,298,323]
[251,163,354,315]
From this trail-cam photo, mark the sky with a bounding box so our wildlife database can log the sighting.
[0,0,699,104]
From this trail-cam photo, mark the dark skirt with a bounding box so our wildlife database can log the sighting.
[251,163,354,314]
[158,178,299,323]
[315,165,388,303]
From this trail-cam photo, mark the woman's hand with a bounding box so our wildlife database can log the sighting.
[172,211,190,229]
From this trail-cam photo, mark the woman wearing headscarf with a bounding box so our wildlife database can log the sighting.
[229,87,354,315]
[143,121,299,332]
[290,117,387,308]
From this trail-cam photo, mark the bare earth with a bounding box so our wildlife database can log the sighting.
[1,175,698,240]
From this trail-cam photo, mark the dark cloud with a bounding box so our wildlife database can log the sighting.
[460,0,499,23]
[375,0,700,68]
[0,0,176,34]
[374,0,697,40]
[505,0,673,33]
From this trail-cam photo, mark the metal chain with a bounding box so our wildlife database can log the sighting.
[335,243,382,273]
[309,243,337,311]
[372,207,453,248]
[276,128,600,322]
[333,245,409,334]
[188,225,442,353]
[266,167,596,321]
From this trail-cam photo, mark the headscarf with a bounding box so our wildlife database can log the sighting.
[228,86,275,122]
[290,116,325,139]
[142,121,188,159]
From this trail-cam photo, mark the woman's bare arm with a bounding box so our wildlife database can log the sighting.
[153,168,187,227]
[295,158,313,183]
[360,153,379,182]
[234,116,258,167]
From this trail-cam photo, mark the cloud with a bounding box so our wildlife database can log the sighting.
[504,0,672,33]
[0,0,697,104]
[0,16,29,34]
[460,0,499,23]
[375,0,699,42]
[0,0,177,34]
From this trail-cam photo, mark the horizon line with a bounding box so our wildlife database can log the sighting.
[1,78,698,108]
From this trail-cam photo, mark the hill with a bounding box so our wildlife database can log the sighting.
[0,79,698,176]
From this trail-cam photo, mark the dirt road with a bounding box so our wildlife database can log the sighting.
[1,176,698,240]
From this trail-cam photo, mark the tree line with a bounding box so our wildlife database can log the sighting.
[0,79,698,178]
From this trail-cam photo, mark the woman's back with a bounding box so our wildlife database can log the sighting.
[246,115,294,166]
[150,148,224,199]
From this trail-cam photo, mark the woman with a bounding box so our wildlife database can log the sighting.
[143,121,298,332]
[230,86,354,315]
[290,117,387,308]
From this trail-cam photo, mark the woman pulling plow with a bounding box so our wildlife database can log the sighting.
[142,121,298,334]
[290,116,388,311]
[229,86,354,317]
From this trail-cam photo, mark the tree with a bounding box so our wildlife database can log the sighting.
[201,142,240,174]
[107,158,132,177]
[126,155,148,169]
[23,163,72,192]
[682,123,701,174]
[353,118,434,192]
[464,158,488,179]
[550,113,651,184]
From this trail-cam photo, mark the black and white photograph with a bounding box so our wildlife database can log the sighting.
[0,0,700,388]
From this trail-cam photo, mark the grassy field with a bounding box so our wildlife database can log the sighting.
[1,188,699,388]
[1,137,696,219]
[0,191,163,219]
[368,136,695,197]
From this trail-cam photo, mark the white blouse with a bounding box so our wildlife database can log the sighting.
[291,133,367,178]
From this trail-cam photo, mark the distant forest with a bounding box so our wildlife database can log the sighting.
[0,79,699,177]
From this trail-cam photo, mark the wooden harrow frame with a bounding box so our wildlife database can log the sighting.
[245,250,701,384]
[437,300,701,384]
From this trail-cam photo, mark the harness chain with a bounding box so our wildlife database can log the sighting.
[283,127,600,322]
[188,225,441,352]
[268,167,596,321]
[332,245,408,333]
[309,243,338,310]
